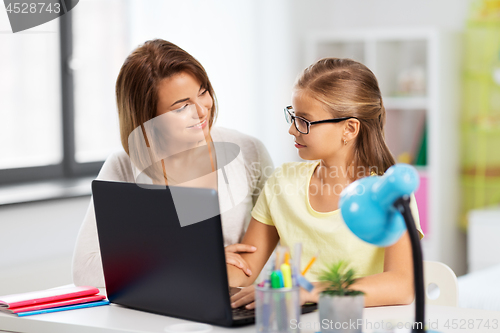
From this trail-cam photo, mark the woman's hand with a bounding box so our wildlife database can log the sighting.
[230,285,317,310]
[225,244,257,277]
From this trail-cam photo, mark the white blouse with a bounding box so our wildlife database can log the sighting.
[72,127,274,287]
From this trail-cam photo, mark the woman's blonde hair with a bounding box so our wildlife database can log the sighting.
[115,39,218,183]
[295,58,395,177]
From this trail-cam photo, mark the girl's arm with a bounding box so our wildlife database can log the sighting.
[308,231,415,306]
[227,217,280,287]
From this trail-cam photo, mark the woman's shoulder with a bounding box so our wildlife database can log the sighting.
[211,126,272,166]
[96,150,136,182]
[210,126,260,146]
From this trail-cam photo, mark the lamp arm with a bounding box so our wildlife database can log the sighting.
[394,195,425,333]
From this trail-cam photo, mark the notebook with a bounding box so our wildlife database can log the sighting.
[16,300,110,317]
[0,286,106,316]
[2,294,106,314]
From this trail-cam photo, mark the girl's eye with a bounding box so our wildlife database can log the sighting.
[200,89,208,96]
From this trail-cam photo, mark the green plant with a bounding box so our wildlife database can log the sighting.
[318,260,365,297]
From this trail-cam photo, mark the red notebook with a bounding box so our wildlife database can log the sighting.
[0,286,101,310]
[3,295,106,314]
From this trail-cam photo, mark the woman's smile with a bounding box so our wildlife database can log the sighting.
[187,117,208,130]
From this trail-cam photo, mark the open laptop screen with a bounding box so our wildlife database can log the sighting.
[92,180,233,326]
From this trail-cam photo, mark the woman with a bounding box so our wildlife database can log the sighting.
[72,39,273,287]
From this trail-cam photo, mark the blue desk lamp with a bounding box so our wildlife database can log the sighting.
[339,164,427,333]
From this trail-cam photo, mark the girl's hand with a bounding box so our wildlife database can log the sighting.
[299,287,317,305]
[225,244,257,277]
[230,285,317,310]
[230,285,256,309]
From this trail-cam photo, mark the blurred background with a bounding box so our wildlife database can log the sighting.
[1,0,500,311]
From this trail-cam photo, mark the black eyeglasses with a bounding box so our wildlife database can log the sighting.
[284,106,357,134]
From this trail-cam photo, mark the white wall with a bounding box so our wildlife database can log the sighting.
[128,0,259,142]
[291,0,470,29]
[289,0,471,73]
[0,197,90,295]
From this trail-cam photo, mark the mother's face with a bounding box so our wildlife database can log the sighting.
[152,71,213,146]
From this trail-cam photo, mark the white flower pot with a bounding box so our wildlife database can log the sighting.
[318,294,364,333]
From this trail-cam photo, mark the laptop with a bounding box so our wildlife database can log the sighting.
[92,180,317,327]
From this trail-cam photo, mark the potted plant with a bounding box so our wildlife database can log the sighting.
[318,260,365,333]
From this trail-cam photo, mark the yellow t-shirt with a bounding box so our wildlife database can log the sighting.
[251,161,424,282]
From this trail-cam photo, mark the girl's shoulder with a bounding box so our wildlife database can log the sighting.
[279,160,318,172]
[270,161,319,183]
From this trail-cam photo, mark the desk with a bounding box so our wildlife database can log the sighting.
[0,302,499,333]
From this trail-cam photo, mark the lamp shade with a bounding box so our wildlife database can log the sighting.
[339,164,420,247]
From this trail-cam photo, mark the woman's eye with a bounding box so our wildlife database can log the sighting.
[200,89,208,95]
[175,104,189,113]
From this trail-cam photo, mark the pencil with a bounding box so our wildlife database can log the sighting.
[301,252,319,276]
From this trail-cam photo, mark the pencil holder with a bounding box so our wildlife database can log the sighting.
[255,286,300,333]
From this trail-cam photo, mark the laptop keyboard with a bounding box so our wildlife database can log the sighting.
[232,306,255,319]
[229,287,318,321]
[231,302,317,321]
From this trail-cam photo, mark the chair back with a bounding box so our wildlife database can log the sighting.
[424,260,458,307]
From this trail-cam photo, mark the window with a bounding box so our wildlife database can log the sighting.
[72,0,127,163]
[0,10,63,183]
[0,0,125,185]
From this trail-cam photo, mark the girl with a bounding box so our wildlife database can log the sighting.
[228,58,424,308]
[72,39,273,287]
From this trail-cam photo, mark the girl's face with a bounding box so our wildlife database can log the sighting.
[289,89,346,162]
[153,71,213,146]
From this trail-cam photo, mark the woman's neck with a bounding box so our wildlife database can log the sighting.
[161,134,212,162]
[159,134,216,186]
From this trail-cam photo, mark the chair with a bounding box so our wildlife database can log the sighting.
[423,260,458,307]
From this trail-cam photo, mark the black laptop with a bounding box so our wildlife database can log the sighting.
[92,180,316,327]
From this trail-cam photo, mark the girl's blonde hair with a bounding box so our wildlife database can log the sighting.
[294,58,395,178]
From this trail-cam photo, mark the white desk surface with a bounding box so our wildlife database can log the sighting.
[0,301,499,333]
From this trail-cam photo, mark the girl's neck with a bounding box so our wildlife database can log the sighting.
[316,153,356,184]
